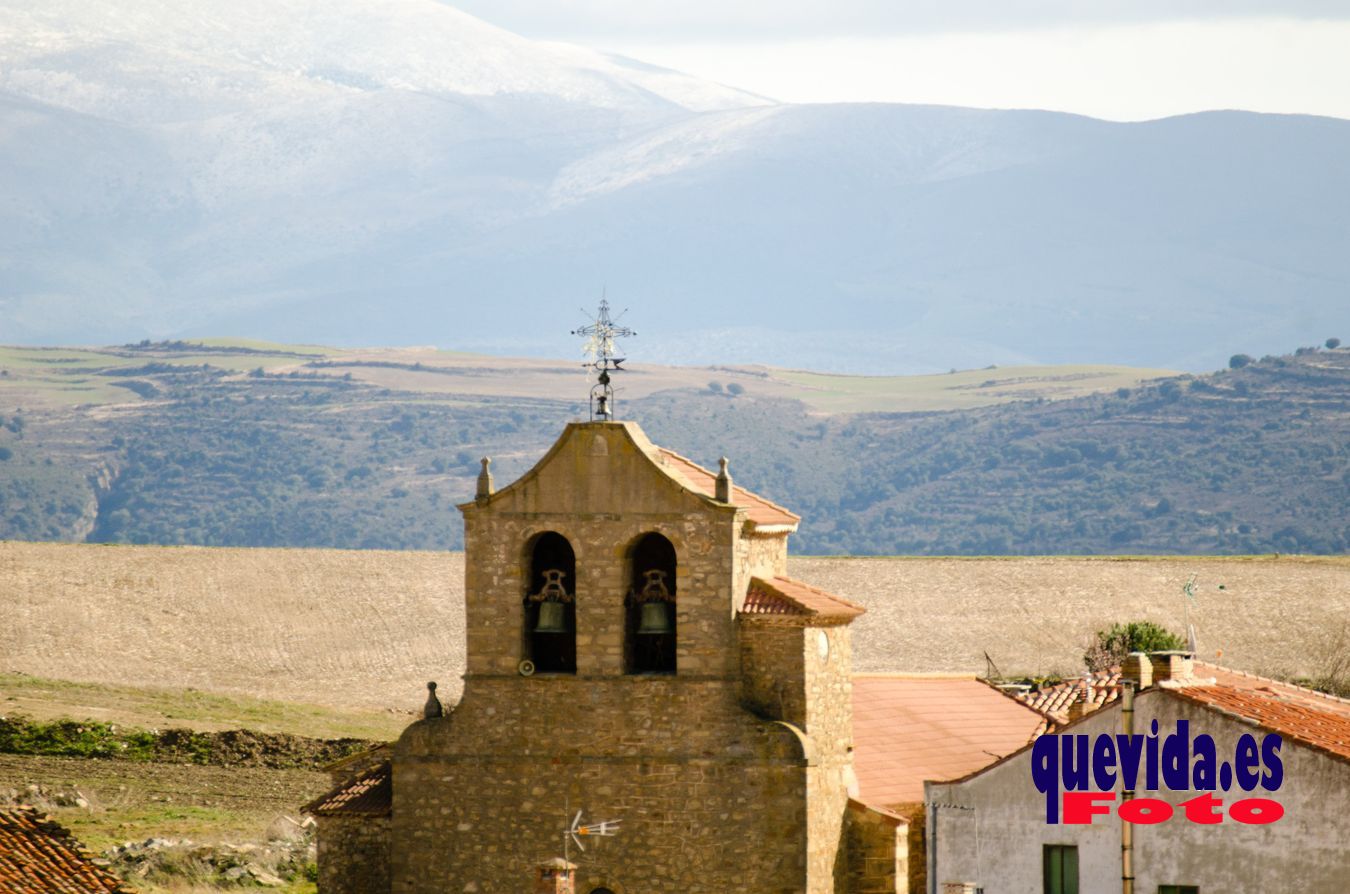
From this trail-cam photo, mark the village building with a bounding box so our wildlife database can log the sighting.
[0,806,136,894]
[305,416,1055,894]
[927,652,1350,893]
[312,419,873,893]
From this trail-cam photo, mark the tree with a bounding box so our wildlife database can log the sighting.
[707,381,723,394]
[1228,354,1253,369]
[1328,338,1342,349]
[1084,621,1186,671]
[726,382,745,396]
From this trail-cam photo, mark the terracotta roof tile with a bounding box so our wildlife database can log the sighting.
[655,449,799,528]
[1011,661,1350,728]
[742,576,866,624]
[852,676,1045,807]
[1014,669,1123,723]
[0,807,134,894]
[303,762,392,817]
[1169,684,1350,764]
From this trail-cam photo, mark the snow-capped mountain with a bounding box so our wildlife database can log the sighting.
[1,0,1346,372]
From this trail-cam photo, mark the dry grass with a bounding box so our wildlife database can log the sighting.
[0,753,326,851]
[3,543,1347,710]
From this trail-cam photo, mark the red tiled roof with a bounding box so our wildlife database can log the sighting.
[1011,661,1350,729]
[303,763,392,817]
[1169,683,1350,764]
[742,576,866,624]
[851,675,1045,808]
[1014,669,1123,723]
[655,449,799,528]
[0,808,134,894]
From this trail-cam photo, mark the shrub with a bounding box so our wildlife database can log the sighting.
[1084,621,1186,671]
[726,382,745,396]
[707,382,723,394]
[1228,354,1253,369]
[1328,337,1342,349]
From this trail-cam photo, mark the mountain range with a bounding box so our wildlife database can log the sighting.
[1,0,1347,373]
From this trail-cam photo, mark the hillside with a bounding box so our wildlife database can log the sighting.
[0,340,1344,555]
[2,543,1346,707]
[1,1,1347,370]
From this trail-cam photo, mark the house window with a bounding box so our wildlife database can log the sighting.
[1043,844,1078,894]
[625,532,677,674]
[1159,887,1199,894]
[524,532,576,674]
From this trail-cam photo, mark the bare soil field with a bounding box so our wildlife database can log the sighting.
[0,541,463,711]
[3,543,1346,708]
[791,555,1350,680]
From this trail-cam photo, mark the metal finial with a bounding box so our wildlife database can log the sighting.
[572,297,635,421]
[423,681,443,719]
[476,457,493,501]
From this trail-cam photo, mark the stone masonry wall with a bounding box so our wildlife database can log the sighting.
[844,803,907,894]
[317,816,390,894]
[391,422,854,894]
[739,622,856,893]
[392,676,810,894]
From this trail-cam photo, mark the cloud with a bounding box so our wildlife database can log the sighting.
[444,1,1350,41]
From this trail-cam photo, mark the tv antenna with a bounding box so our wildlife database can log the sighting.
[572,296,635,421]
[561,809,621,865]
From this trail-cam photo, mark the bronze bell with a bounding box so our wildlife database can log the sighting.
[534,601,568,634]
[636,601,673,635]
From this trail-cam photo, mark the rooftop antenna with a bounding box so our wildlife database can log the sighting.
[572,294,635,421]
[1182,575,1198,653]
[561,806,621,866]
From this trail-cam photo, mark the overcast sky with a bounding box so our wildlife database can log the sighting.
[446,1,1350,120]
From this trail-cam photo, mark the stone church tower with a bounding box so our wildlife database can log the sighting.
[310,420,869,893]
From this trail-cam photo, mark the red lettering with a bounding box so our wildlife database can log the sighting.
[1229,798,1284,825]
[1119,797,1174,824]
[1179,792,1224,825]
[1062,791,1116,824]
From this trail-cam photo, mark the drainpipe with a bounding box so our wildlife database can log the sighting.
[1121,680,1136,894]
[928,799,937,894]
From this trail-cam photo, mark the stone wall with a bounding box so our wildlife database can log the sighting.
[317,816,390,894]
[391,677,810,894]
[844,802,908,894]
[388,422,858,894]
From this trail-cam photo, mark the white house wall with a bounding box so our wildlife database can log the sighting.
[926,688,1350,893]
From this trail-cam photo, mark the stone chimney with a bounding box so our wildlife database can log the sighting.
[1065,675,1097,722]
[1121,650,1195,689]
[534,858,576,894]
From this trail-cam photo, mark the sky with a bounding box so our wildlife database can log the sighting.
[446,1,1350,121]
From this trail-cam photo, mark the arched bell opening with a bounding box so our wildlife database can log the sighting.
[523,531,576,674]
[624,532,677,675]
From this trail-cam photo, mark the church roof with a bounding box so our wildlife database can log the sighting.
[0,807,135,894]
[653,449,800,530]
[741,575,865,625]
[303,762,392,818]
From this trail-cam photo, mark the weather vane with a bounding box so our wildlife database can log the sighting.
[572,296,635,420]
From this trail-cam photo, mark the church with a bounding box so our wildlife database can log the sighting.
[305,414,922,893]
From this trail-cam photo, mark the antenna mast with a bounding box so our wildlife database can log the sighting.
[572,297,635,421]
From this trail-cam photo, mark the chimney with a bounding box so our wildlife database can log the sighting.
[534,858,576,894]
[1065,675,1098,722]
[1121,650,1195,689]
